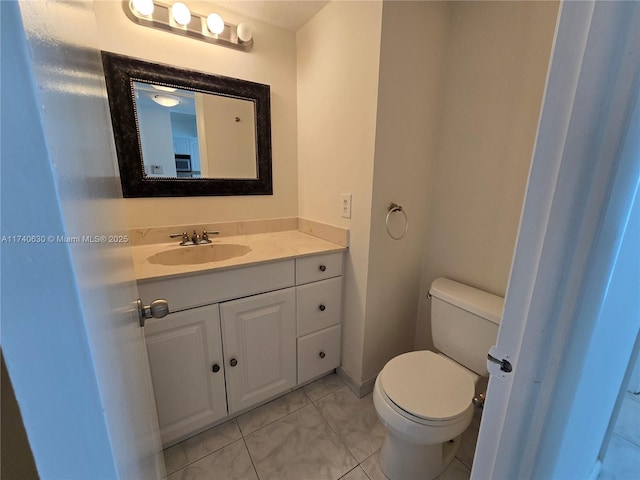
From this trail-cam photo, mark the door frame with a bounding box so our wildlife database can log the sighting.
[1,1,164,478]
[473,1,640,478]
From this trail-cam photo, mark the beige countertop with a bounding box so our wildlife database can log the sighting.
[131,230,346,282]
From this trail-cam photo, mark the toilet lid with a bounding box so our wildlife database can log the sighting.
[379,351,475,421]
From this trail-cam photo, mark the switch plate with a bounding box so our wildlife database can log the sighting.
[341,194,352,218]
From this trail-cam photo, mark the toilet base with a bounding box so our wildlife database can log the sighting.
[379,433,461,480]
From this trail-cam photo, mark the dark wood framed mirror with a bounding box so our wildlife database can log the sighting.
[101,52,272,197]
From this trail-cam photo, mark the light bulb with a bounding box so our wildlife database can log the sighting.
[207,13,225,35]
[237,23,252,42]
[130,0,154,16]
[171,2,191,26]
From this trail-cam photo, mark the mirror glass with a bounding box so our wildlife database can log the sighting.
[133,81,257,180]
[101,52,272,197]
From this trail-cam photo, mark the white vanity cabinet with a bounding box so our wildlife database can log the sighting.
[144,304,227,445]
[139,251,343,446]
[220,288,296,415]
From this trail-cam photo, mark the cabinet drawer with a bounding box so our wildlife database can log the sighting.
[296,252,344,285]
[296,277,342,337]
[297,324,341,384]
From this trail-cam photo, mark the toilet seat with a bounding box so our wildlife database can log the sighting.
[379,351,475,423]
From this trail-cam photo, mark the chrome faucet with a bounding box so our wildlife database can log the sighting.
[169,229,220,245]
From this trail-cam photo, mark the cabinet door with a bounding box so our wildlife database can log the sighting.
[173,138,190,155]
[221,288,296,414]
[144,304,227,446]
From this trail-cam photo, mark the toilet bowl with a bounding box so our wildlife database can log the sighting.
[373,351,476,480]
[373,278,504,480]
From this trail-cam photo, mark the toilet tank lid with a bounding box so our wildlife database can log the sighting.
[429,277,504,325]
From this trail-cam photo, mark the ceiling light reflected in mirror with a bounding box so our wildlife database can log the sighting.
[151,94,180,107]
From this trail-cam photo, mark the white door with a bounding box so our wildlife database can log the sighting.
[145,305,228,445]
[1,2,163,478]
[473,2,640,478]
[220,288,297,414]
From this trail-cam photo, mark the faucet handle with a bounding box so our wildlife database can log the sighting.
[201,230,220,243]
[168,232,191,245]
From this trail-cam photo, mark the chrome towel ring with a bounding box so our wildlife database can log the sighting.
[385,202,408,240]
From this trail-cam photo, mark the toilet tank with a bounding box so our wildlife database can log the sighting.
[430,278,504,377]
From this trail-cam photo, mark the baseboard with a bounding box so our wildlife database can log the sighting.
[336,367,377,398]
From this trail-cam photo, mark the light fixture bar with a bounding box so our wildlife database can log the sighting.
[123,0,253,52]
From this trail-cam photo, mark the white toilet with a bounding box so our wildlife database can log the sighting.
[373,277,504,480]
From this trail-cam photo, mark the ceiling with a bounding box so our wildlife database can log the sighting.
[211,1,330,31]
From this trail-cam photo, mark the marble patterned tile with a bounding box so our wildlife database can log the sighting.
[361,450,470,480]
[304,373,346,402]
[360,451,389,480]
[314,386,386,462]
[599,433,640,479]
[456,410,481,470]
[340,466,371,480]
[245,403,357,480]
[163,420,242,474]
[237,388,310,436]
[437,458,471,480]
[166,438,258,480]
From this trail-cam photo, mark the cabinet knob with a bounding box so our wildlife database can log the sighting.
[212,364,220,373]
[319,264,327,272]
[230,358,238,367]
[318,304,326,312]
[319,351,326,359]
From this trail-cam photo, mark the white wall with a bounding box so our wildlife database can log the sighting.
[297,1,556,385]
[297,0,383,383]
[362,1,450,382]
[201,95,257,178]
[415,1,558,351]
[94,1,298,228]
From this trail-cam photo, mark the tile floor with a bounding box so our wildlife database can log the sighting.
[599,391,640,479]
[163,373,480,480]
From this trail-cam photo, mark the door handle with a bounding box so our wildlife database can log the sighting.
[137,298,169,327]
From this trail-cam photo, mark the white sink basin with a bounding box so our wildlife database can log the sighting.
[148,243,251,266]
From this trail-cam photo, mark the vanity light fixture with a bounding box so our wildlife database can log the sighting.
[124,0,253,52]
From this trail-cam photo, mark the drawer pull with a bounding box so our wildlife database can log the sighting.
[230,358,238,367]
[318,304,326,312]
[319,351,326,359]
[319,265,327,272]
[212,364,220,373]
